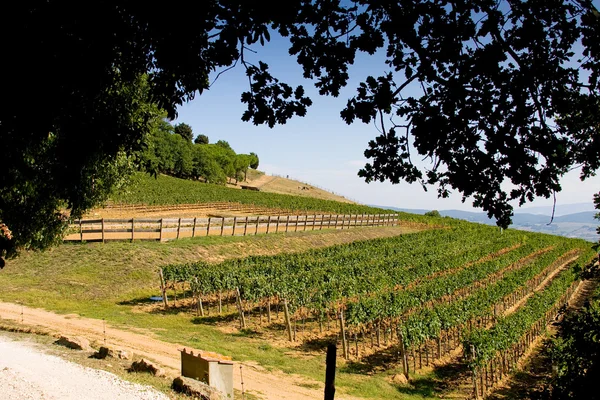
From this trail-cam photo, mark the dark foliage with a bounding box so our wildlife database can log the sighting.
[2,1,600,262]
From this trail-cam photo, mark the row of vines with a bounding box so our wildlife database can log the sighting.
[112,173,423,217]
[158,221,595,397]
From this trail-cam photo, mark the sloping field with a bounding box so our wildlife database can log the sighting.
[252,175,355,204]
[1,214,595,399]
[108,173,398,216]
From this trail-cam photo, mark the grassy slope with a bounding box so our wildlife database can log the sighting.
[3,175,595,399]
[1,221,594,399]
[1,227,431,399]
[110,173,410,216]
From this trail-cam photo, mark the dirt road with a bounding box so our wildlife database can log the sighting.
[0,302,351,400]
[0,335,167,400]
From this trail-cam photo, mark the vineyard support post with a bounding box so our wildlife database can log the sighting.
[158,268,169,309]
[207,217,211,236]
[101,218,105,243]
[159,219,163,241]
[324,343,337,400]
[177,218,181,239]
[340,311,348,359]
[235,287,247,329]
[192,217,197,237]
[399,331,409,380]
[471,345,480,399]
[131,218,135,242]
[283,299,293,342]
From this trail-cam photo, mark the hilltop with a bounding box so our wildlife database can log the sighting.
[241,169,355,204]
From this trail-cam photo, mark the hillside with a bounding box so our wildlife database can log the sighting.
[2,207,597,399]
[4,170,599,400]
[243,169,355,204]
[99,172,399,218]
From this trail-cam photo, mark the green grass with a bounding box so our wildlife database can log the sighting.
[0,228,456,399]
[1,221,592,399]
[111,173,427,219]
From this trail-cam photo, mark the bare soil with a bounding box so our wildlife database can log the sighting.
[0,302,362,400]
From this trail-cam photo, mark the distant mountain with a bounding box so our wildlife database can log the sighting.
[375,204,599,242]
[514,202,595,216]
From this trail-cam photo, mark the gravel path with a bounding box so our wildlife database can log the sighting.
[0,336,168,400]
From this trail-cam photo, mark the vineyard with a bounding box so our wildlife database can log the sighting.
[110,173,417,217]
[158,221,595,397]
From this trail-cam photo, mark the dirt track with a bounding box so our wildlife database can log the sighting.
[0,302,360,400]
[0,335,167,400]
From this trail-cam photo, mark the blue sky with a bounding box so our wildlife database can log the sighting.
[175,32,600,212]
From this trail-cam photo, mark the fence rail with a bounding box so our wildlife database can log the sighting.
[64,213,402,242]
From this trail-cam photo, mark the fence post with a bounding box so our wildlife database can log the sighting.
[159,268,169,309]
[177,218,182,239]
[220,217,225,236]
[255,216,260,235]
[101,218,105,243]
[354,213,358,227]
[232,217,237,236]
[275,216,280,233]
[334,214,339,229]
[207,217,211,236]
[285,215,290,232]
[79,219,83,242]
[192,217,197,238]
[159,218,163,241]
[131,218,135,242]
[340,311,348,359]
[283,299,293,342]
[235,287,247,329]
[244,217,248,235]
[324,344,337,400]
[266,216,271,234]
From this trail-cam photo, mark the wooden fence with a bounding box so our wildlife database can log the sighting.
[64,213,401,242]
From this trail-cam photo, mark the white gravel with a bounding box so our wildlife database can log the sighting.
[0,336,169,400]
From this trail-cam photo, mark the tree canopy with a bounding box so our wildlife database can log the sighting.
[174,123,194,142]
[139,121,258,184]
[2,1,600,261]
[194,134,210,145]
